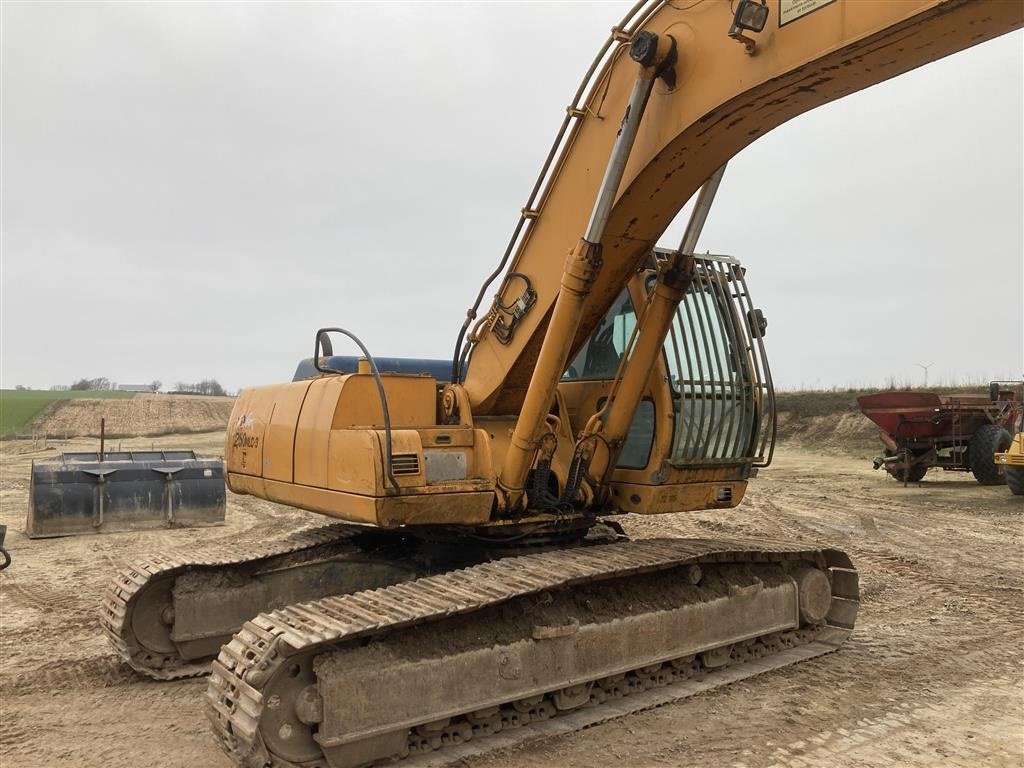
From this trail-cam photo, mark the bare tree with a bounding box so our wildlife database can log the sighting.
[70,377,111,391]
[172,379,226,396]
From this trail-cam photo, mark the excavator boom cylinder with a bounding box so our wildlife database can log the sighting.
[592,252,695,483]
[585,38,662,243]
[679,165,727,256]
[498,47,666,508]
[590,164,727,482]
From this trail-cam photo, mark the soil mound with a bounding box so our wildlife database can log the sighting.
[774,390,879,456]
[33,394,235,437]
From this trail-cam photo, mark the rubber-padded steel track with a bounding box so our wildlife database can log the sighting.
[101,524,364,680]
[206,537,858,767]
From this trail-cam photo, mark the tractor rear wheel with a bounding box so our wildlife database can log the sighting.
[968,425,1013,485]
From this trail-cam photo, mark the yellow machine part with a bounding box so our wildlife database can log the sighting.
[462,0,1024,416]
[995,433,1024,468]
[226,367,751,527]
[226,374,496,528]
[996,432,1024,496]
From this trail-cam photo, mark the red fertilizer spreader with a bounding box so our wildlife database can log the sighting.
[857,382,1019,484]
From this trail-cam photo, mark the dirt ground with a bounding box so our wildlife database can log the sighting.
[1,430,1021,768]
[31,394,235,438]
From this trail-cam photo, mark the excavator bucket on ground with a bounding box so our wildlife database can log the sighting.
[27,451,225,538]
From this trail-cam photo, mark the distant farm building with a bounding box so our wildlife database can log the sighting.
[117,383,158,393]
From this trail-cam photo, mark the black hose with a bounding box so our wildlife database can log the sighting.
[313,328,401,493]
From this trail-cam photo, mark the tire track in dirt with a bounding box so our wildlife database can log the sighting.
[763,686,1021,768]
[1,681,222,768]
[4,580,87,613]
[2,653,141,696]
[754,628,1024,768]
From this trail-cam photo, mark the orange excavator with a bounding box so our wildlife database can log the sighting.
[100,2,1022,766]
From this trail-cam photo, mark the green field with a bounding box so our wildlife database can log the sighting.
[0,389,135,437]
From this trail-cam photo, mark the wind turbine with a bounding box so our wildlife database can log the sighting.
[916,362,934,388]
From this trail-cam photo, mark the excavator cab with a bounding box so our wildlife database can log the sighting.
[222,249,773,531]
[560,250,774,513]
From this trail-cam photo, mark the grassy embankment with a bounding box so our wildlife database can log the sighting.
[0,390,134,437]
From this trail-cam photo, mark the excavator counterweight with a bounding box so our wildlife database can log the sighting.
[99,1,1023,766]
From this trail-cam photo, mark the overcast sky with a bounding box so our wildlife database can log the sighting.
[2,2,1022,392]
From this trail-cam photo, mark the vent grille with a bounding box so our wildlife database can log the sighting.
[391,453,420,476]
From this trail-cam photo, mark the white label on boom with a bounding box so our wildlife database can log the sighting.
[779,0,836,26]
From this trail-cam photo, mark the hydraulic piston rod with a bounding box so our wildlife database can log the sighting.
[679,164,727,256]
[584,165,728,487]
[497,31,676,511]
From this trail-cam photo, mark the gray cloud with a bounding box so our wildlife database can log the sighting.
[2,2,1021,392]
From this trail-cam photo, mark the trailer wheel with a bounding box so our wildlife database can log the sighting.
[1006,466,1024,496]
[968,425,1013,485]
[883,450,928,482]
[880,450,929,481]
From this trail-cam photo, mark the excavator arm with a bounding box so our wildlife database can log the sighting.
[461,0,1023,419]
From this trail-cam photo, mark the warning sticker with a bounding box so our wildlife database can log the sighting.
[779,0,837,26]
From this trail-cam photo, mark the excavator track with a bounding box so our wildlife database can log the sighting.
[101,524,395,680]
[207,537,858,768]
[101,521,619,680]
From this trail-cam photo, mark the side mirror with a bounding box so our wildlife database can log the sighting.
[747,308,767,338]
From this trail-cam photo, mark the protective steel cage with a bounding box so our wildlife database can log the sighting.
[661,251,776,468]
